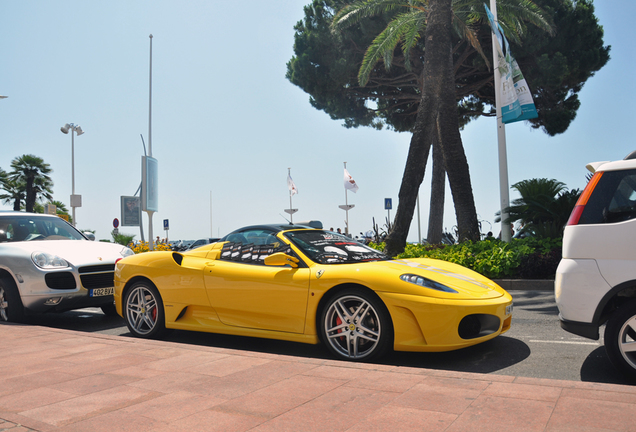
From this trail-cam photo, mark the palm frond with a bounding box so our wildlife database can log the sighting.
[359,12,422,85]
[332,0,409,32]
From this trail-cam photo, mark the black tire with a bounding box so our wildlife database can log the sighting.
[122,281,166,339]
[0,277,25,323]
[100,302,118,317]
[319,287,393,361]
[604,299,636,380]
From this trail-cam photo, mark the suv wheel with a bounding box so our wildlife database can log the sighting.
[604,299,636,380]
[0,278,25,323]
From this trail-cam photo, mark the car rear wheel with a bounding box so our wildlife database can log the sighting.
[0,278,25,323]
[123,281,166,338]
[319,288,392,361]
[604,299,636,380]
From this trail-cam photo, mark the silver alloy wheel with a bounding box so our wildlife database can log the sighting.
[125,285,158,335]
[0,287,7,322]
[617,315,636,370]
[324,294,381,359]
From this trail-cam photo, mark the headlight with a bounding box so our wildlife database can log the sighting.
[32,252,69,269]
[400,274,458,293]
[120,247,135,258]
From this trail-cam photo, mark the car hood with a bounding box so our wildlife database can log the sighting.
[349,258,506,300]
[1,240,129,267]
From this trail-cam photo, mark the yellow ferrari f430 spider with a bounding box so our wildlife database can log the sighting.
[114,223,513,361]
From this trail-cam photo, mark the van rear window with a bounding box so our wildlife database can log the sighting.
[580,169,636,224]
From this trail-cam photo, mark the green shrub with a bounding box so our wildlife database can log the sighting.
[371,238,562,279]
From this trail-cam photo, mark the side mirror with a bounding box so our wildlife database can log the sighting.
[264,252,299,268]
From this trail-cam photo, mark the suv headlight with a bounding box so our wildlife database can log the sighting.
[32,252,69,269]
[400,274,458,293]
[120,247,135,258]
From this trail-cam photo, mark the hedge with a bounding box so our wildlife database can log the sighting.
[370,237,562,279]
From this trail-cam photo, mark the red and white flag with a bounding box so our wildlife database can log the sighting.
[344,168,359,193]
[287,173,298,196]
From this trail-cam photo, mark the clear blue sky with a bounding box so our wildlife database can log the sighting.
[0,1,632,242]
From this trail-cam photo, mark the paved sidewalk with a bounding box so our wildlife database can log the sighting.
[1,323,636,432]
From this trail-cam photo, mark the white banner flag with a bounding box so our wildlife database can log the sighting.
[344,168,359,193]
[484,3,538,124]
[287,173,298,196]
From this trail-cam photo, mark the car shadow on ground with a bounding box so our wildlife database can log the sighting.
[143,329,531,375]
[23,308,126,333]
[580,346,634,385]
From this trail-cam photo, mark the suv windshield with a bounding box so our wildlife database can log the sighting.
[0,215,84,243]
[284,230,388,264]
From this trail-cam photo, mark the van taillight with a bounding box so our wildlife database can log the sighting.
[567,172,603,226]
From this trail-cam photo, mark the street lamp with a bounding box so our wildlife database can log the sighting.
[60,123,84,226]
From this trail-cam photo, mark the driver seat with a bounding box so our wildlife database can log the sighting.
[12,224,30,242]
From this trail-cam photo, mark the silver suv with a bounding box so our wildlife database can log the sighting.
[556,150,636,378]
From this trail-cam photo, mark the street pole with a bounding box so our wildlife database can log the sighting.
[490,0,511,242]
[71,129,76,226]
[147,34,155,250]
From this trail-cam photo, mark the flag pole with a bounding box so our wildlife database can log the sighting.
[288,168,294,223]
[285,167,298,223]
[344,162,349,234]
[489,0,511,242]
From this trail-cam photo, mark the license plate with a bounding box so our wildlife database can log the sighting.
[506,303,513,315]
[90,287,114,297]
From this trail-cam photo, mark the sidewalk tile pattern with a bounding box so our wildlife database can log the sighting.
[1,323,636,431]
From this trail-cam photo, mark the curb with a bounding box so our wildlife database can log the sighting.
[493,279,554,291]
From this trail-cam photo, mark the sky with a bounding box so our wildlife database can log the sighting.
[1,1,633,243]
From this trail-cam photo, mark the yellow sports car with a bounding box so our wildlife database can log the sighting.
[114,223,513,361]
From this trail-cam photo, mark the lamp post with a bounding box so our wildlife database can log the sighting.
[60,123,84,226]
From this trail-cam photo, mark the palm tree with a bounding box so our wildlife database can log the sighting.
[332,0,553,252]
[497,178,581,238]
[0,178,26,211]
[10,155,54,213]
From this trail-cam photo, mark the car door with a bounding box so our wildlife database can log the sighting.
[203,235,310,333]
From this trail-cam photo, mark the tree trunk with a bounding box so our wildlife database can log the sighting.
[427,139,445,244]
[385,0,480,255]
[25,177,35,213]
[436,38,479,242]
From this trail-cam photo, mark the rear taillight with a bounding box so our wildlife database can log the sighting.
[567,172,603,226]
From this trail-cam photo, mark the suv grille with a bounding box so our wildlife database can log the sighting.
[79,264,115,289]
[45,272,77,290]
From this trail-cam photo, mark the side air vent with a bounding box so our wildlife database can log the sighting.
[172,252,183,266]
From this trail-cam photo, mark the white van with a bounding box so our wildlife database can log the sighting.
[556,150,636,378]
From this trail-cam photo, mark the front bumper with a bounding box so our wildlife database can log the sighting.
[12,264,116,313]
[378,291,513,352]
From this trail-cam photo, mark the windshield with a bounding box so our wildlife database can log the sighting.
[284,230,388,264]
[0,215,85,243]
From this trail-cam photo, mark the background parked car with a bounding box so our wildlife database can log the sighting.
[186,238,220,250]
[0,211,134,322]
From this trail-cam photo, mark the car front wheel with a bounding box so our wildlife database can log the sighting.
[123,281,166,338]
[0,278,25,323]
[319,288,393,361]
[604,299,636,380]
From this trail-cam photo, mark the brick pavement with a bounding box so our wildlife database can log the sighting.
[1,322,636,431]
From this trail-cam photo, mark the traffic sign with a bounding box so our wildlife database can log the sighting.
[384,198,392,210]
[113,218,119,228]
